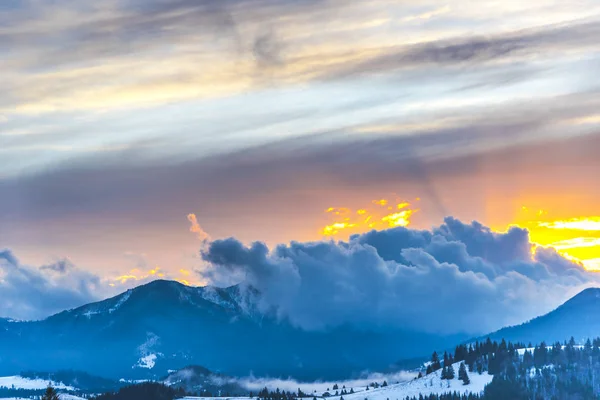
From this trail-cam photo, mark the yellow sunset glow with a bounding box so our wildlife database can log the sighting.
[381,210,414,227]
[512,209,600,271]
[551,237,600,250]
[321,199,600,271]
[538,217,600,231]
[113,267,196,285]
[322,222,358,236]
[322,199,418,237]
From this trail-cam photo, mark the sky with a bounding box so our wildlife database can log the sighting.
[1,0,600,329]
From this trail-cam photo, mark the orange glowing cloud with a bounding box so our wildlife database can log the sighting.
[322,222,357,236]
[512,208,600,271]
[381,210,414,227]
[113,267,165,284]
[187,213,210,242]
[322,198,419,237]
[112,267,196,286]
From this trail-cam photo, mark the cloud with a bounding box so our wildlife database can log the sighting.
[200,217,597,335]
[234,370,417,393]
[0,0,329,112]
[320,19,600,80]
[2,1,598,113]
[0,249,104,320]
[187,213,211,242]
[0,248,198,320]
[1,101,600,272]
[39,259,74,273]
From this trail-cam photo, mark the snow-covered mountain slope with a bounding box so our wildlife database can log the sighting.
[344,364,492,399]
[181,362,492,400]
[72,289,133,319]
[61,281,259,321]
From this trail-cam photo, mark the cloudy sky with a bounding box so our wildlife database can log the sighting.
[1,0,600,328]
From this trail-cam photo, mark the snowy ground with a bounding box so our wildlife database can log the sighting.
[0,376,74,390]
[182,362,492,400]
[0,396,84,400]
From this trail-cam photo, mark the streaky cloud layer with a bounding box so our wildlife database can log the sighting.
[1,0,600,292]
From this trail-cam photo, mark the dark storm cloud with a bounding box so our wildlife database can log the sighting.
[200,218,596,334]
[352,218,533,279]
[0,249,102,320]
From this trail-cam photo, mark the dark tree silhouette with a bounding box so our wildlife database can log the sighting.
[42,386,60,400]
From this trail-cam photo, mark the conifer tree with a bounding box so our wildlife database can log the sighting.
[447,364,455,380]
[458,362,470,385]
[42,387,60,400]
[431,351,441,371]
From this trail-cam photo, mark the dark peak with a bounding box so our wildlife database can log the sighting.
[133,279,253,293]
[135,279,260,302]
[45,279,260,322]
[561,287,600,307]
[134,279,187,291]
[572,287,600,298]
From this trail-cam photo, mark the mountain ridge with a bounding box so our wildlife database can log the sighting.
[0,279,461,381]
[484,286,600,344]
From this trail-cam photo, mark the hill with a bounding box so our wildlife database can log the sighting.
[0,280,462,380]
[486,287,600,344]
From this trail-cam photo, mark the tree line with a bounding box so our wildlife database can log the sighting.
[406,336,600,399]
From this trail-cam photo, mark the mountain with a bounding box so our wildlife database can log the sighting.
[0,280,462,381]
[486,287,600,344]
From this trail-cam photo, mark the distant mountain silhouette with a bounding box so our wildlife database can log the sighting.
[486,287,600,344]
[0,280,462,380]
